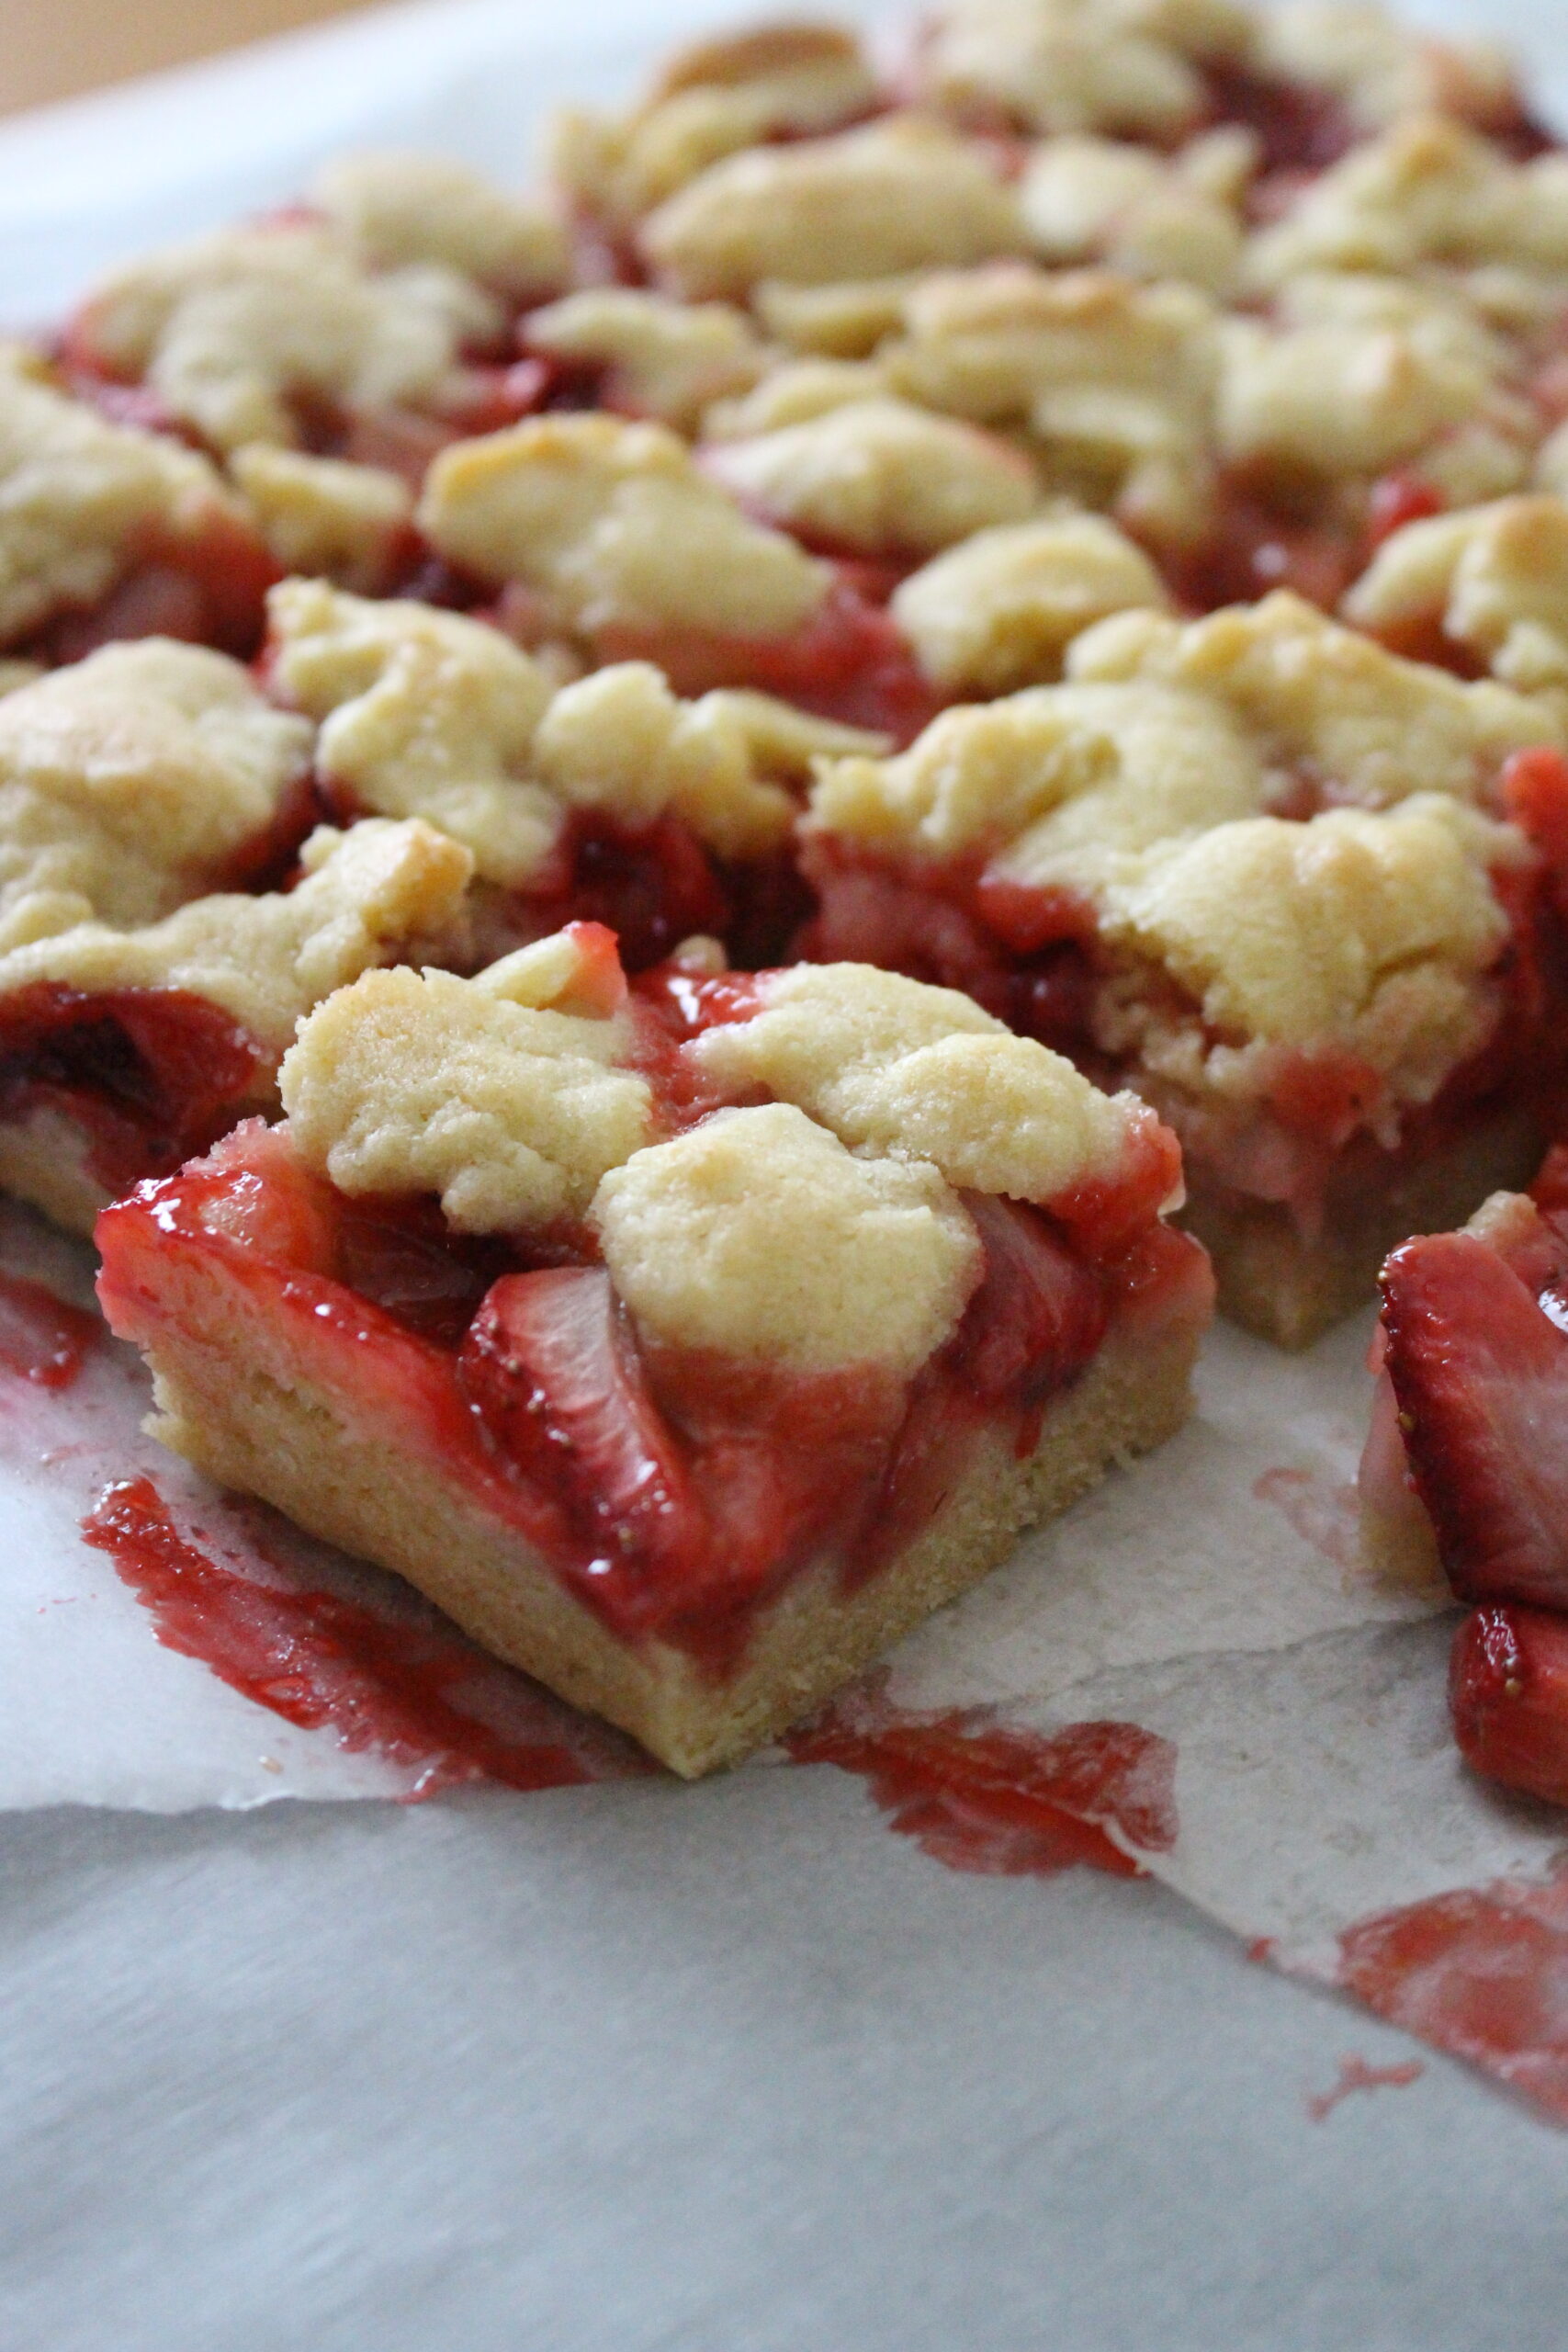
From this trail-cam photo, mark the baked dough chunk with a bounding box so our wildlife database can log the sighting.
[1020,130,1252,294]
[282,961,651,1232]
[0,638,311,951]
[523,290,764,429]
[1247,117,1568,292]
[0,345,249,648]
[266,580,879,876]
[699,397,1039,556]
[1344,495,1568,695]
[417,414,831,641]
[890,510,1169,691]
[638,119,1026,300]
[882,264,1220,548]
[0,816,472,1060]
[1093,796,1520,1111]
[69,223,500,453]
[753,276,925,360]
[310,150,569,300]
[230,446,412,592]
[690,961,1145,1201]
[594,1102,980,1377]
[917,0,1249,140]
[1216,271,1532,498]
[1066,589,1559,805]
[810,674,1267,894]
[547,24,879,237]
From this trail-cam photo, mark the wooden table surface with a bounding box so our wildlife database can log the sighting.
[1,0,372,117]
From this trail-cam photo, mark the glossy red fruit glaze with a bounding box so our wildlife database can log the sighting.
[1367,469,1446,547]
[1450,1603,1568,1807]
[523,811,730,973]
[1203,64,1359,173]
[596,577,942,745]
[0,1269,100,1387]
[788,1696,1178,1877]
[1380,1228,1568,1607]
[1501,746,1568,914]
[0,982,266,1194]
[1334,1856,1568,2120]
[82,1474,642,1796]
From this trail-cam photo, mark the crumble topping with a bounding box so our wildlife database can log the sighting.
[882,264,1220,548]
[281,958,650,1232]
[523,289,764,429]
[1344,494,1568,693]
[310,150,569,300]
[753,276,924,359]
[266,581,558,883]
[809,676,1262,876]
[547,24,878,236]
[691,961,1144,1202]
[72,223,499,452]
[916,0,1247,141]
[1019,130,1251,294]
[1216,271,1524,481]
[593,1101,981,1375]
[637,119,1026,300]
[700,358,893,439]
[1247,117,1568,290]
[417,413,831,639]
[230,446,412,591]
[889,510,1170,691]
[1067,590,1559,804]
[1093,796,1521,1098]
[0,639,310,951]
[699,396,1040,555]
[528,662,879,859]
[267,581,875,873]
[0,345,244,647]
[0,817,473,1056]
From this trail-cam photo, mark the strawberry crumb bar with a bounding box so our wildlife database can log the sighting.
[96,929,1212,1775]
[802,589,1568,1344]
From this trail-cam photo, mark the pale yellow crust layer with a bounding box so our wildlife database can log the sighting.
[132,1258,1201,1776]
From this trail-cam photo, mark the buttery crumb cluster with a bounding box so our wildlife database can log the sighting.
[279,947,1155,1377]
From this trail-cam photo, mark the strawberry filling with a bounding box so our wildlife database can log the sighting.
[0,981,268,1195]
[1379,1216,1568,1609]
[18,504,281,666]
[1450,1603,1568,1807]
[592,576,942,744]
[96,1079,1204,1674]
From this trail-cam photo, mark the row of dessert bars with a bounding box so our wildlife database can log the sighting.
[9,0,1568,1774]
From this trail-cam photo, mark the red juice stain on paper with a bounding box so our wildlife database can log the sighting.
[1333,1857,1568,2120]
[0,1270,100,1390]
[1254,1465,1359,1573]
[1305,2053,1425,2122]
[82,1475,647,1798]
[787,1684,1178,1878]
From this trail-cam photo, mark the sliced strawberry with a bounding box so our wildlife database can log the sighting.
[1450,1604,1568,1806]
[1382,1229,1568,1606]
[458,1268,706,1626]
[953,1195,1106,1408]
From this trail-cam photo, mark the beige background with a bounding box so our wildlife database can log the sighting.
[0,0,369,116]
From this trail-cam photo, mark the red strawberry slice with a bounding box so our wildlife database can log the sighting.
[1450,1604,1568,1806]
[1382,1230,1568,1607]
[954,1195,1107,1406]
[458,1268,706,1625]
